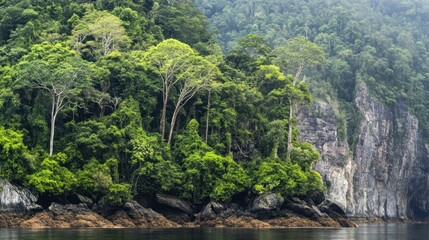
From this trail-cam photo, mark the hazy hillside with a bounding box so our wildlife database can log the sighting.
[196,0,429,140]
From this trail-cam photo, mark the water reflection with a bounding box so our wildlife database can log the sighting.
[0,224,428,240]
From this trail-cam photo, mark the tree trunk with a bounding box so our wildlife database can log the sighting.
[167,104,180,145]
[49,94,57,157]
[286,101,293,159]
[160,92,168,140]
[100,105,105,118]
[205,90,211,143]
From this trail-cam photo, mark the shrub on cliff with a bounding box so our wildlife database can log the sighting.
[253,157,323,197]
[27,153,77,194]
[175,120,250,202]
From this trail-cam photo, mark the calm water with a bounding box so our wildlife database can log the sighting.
[0,224,427,240]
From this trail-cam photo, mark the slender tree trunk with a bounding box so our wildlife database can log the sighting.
[161,91,168,140]
[49,94,57,157]
[168,104,181,145]
[286,101,293,159]
[205,90,211,143]
[100,105,105,118]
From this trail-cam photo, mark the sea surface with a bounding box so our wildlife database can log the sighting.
[0,224,427,240]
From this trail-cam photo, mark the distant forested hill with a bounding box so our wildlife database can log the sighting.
[195,0,429,139]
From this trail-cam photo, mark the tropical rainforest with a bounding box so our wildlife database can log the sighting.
[0,0,325,205]
[3,0,429,208]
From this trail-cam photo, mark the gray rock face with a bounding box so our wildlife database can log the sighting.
[0,179,41,212]
[298,98,354,212]
[298,83,427,219]
[351,84,418,219]
[155,194,194,215]
[124,201,164,219]
[249,193,284,212]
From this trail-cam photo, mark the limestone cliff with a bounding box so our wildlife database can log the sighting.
[298,99,354,212]
[299,83,428,220]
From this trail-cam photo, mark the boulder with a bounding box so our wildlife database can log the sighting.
[0,179,41,212]
[319,200,346,218]
[124,201,164,219]
[121,201,179,228]
[307,190,325,206]
[198,201,255,221]
[249,193,284,212]
[318,200,357,227]
[48,203,91,216]
[199,203,217,221]
[284,202,323,219]
[155,194,194,215]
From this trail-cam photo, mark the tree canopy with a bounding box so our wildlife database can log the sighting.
[0,0,326,205]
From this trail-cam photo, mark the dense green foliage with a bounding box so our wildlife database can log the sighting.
[195,0,429,140]
[0,0,324,204]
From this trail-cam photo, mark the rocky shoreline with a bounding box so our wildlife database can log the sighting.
[0,192,357,228]
[0,178,361,228]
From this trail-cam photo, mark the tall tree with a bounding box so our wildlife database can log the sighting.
[70,10,131,58]
[274,37,325,158]
[167,55,219,145]
[17,42,91,156]
[143,39,197,142]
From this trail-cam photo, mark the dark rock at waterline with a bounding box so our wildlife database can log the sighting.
[199,202,217,221]
[307,190,325,206]
[156,194,194,215]
[0,197,358,228]
[284,202,324,219]
[318,200,357,227]
[48,202,91,216]
[249,193,284,212]
[319,200,346,217]
[197,201,256,221]
[124,200,165,220]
